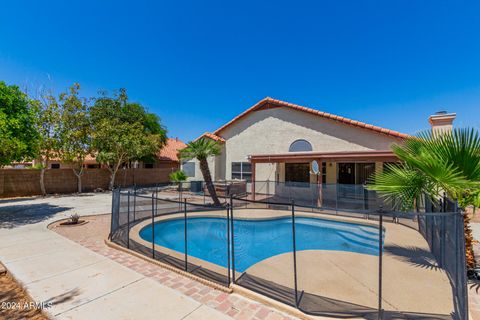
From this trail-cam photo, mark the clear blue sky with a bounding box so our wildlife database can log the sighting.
[1,0,479,141]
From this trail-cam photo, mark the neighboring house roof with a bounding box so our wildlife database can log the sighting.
[200,97,408,141]
[157,138,187,162]
[44,138,186,164]
[196,132,226,143]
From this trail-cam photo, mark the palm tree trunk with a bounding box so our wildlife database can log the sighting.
[199,159,221,206]
[464,213,476,268]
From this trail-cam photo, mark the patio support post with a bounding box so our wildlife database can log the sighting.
[291,200,299,308]
[184,198,188,272]
[317,159,323,208]
[152,193,155,259]
[127,191,130,249]
[251,160,256,200]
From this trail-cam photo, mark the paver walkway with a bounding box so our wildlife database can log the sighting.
[0,193,295,320]
[0,194,230,319]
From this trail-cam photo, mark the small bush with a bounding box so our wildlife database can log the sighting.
[169,170,187,182]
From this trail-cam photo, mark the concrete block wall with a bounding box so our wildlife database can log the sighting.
[0,164,177,198]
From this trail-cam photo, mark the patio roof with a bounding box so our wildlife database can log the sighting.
[249,150,398,163]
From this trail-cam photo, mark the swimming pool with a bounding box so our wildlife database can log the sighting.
[139,216,382,272]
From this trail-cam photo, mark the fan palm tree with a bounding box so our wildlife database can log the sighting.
[180,138,222,206]
[369,128,480,268]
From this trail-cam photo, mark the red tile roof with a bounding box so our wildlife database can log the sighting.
[196,132,226,143]
[210,97,408,140]
[157,138,187,162]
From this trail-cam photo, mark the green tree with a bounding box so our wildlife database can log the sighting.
[0,81,38,166]
[91,89,167,190]
[35,91,62,196]
[369,128,480,268]
[169,170,187,182]
[57,83,92,193]
[180,138,221,206]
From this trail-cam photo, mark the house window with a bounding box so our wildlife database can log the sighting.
[285,163,310,184]
[86,164,100,169]
[50,163,60,169]
[183,162,195,177]
[289,139,313,152]
[231,162,252,182]
[144,163,154,169]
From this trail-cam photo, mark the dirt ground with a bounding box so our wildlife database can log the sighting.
[0,271,49,320]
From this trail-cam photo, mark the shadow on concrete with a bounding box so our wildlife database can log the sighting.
[45,287,82,306]
[0,203,72,229]
[384,244,440,270]
[236,273,453,319]
[468,279,480,294]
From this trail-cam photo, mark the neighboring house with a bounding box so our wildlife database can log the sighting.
[10,137,186,171]
[182,97,456,197]
[155,137,187,170]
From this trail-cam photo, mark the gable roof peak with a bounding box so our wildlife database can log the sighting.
[212,97,408,140]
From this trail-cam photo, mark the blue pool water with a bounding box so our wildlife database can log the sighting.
[139,216,382,272]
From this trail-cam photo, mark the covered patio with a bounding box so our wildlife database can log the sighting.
[248,150,399,206]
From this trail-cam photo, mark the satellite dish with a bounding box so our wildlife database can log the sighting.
[311,160,320,175]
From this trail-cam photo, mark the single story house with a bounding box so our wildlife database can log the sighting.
[182,97,455,201]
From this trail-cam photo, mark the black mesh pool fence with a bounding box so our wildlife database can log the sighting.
[110,187,468,320]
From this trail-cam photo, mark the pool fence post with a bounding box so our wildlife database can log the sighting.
[291,200,299,308]
[133,185,137,221]
[227,204,231,285]
[184,198,188,272]
[378,206,384,319]
[230,195,236,283]
[152,193,155,259]
[127,191,130,249]
[109,188,116,240]
[335,184,338,214]
[362,185,366,211]
[267,179,270,197]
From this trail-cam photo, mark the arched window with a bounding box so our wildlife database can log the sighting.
[289,139,313,152]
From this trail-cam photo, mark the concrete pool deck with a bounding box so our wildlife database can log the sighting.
[126,207,454,318]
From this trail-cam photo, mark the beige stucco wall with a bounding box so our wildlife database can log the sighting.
[325,162,337,184]
[219,107,400,181]
[182,156,216,181]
